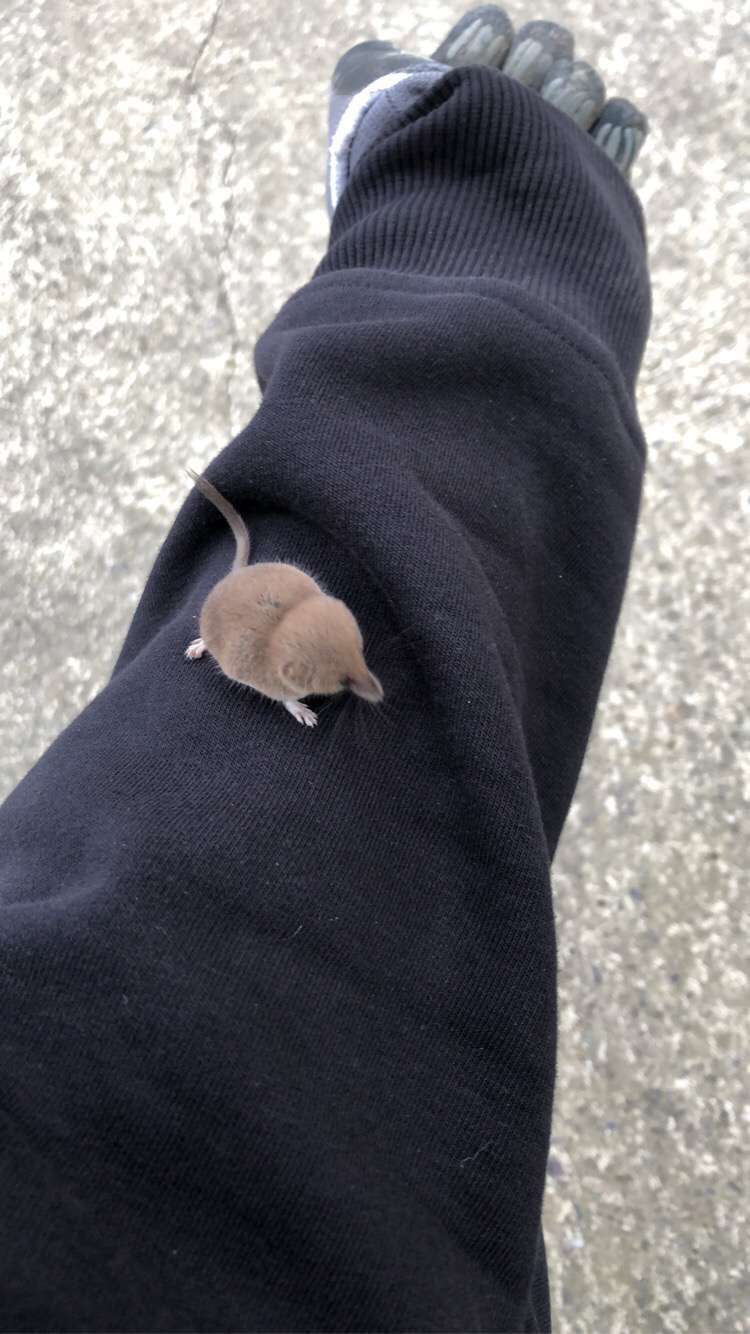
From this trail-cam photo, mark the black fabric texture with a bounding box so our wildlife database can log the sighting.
[0,67,649,1332]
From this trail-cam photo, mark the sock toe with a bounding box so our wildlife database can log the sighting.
[503,21,575,88]
[590,97,649,175]
[540,58,606,130]
[331,40,423,97]
[432,6,514,67]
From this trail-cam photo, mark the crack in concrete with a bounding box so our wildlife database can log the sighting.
[181,0,239,436]
[185,0,224,95]
[216,127,239,437]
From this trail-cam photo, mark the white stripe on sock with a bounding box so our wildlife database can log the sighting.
[329,70,414,212]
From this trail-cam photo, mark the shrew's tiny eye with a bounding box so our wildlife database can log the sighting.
[340,676,353,690]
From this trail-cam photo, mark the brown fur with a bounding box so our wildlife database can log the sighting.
[188,472,383,710]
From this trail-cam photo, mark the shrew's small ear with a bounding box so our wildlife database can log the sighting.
[280,660,299,688]
[280,659,315,693]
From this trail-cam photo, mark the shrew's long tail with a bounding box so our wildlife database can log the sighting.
[186,468,250,570]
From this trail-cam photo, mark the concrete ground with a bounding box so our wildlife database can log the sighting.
[0,1,747,1330]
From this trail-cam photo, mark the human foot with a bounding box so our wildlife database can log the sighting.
[327,7,648,212]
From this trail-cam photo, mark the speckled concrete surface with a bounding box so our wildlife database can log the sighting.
[1,1,747,1329]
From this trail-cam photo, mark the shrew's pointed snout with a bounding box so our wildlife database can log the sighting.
[347,670,384,704]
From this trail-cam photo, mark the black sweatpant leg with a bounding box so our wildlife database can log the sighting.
[0,69,649,1333]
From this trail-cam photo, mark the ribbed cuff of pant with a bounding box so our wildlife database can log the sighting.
[319,65,651,390]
